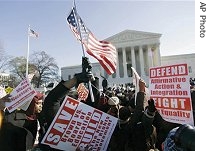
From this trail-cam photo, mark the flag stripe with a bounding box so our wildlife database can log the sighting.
[86,42,116,63]
[67,7,117,75]
[86,49,115,75]
[84,33,117,74]
[85,44,117,73]
[69,25,80,40]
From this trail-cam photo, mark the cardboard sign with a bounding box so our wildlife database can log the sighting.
[41,96,118,151]
[0,86,7,98]
[4,86,13,94]
[77,83,89,102]
[5,78,37,113]
[149,63,194,126]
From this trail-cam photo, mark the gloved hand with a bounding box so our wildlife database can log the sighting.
[82,57,95,81]
[82,57,92,73]
[147,99,157,113]
[74,57,95,86]
[74,72,90,85]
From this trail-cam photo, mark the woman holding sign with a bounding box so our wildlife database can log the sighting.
[0,92,45,151]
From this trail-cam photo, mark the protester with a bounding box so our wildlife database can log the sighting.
[97,92,110,112]
[153,111,182,151]
[26,93,45,150]
[101,75,108,93]
[38,57,96,151]
[0,92,44,151]
[141,99,157,150]
[0,57,195,151]
[125,98,158,151]
[190,81,195,125]
[0,56,93,151]
[97,87,118,113]
[0,94,11,130]
[107,79,158,151]
[162,124,195,151]
[0,94,11,111]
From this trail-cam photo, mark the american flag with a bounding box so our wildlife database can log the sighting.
[29,29,39,38]
[67,7,117,75]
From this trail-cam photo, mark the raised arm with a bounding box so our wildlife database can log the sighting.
[128,79,146,127]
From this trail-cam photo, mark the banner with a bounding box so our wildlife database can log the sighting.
[41,96,118,151]
[149,63,194,126]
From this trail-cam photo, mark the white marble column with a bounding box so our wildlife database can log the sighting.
[151,46,156,67]
[151,47,154,67]
[131,46,136,69]
[151,45,159,67]
[154,43,161,66]
[148,45,154,67]
[139,46,145,76]
[116,49,120,78]
[122,47,128,78]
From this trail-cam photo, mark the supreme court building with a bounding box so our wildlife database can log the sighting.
[61,30,162,88]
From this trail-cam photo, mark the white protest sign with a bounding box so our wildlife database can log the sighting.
[28,73,35,82]
[0,86,7,98]
[149,63,194,126]
[131,67,150,106]
[41,96,118,151]
[5,78,37,113]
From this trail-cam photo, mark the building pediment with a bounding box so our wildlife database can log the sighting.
[105,29,162,43]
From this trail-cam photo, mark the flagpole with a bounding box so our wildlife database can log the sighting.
[26,25,30,78]
[73,1,95,103]
[73,0,85,57]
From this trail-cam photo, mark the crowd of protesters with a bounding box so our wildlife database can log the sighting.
[0,57,195,151]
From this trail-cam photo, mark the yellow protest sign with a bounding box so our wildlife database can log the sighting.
[5,87,13,94]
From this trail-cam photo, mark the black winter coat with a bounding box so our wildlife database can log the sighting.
[108,92,147,151]
[0,110,38,151]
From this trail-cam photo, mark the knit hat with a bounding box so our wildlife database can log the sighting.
[174,124,195,151]
[108,96,119,106]
[119,106,131,121]
[162,127,183,151]
[26,92,44,120]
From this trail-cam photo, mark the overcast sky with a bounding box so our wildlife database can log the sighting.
[0,0,196,70]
